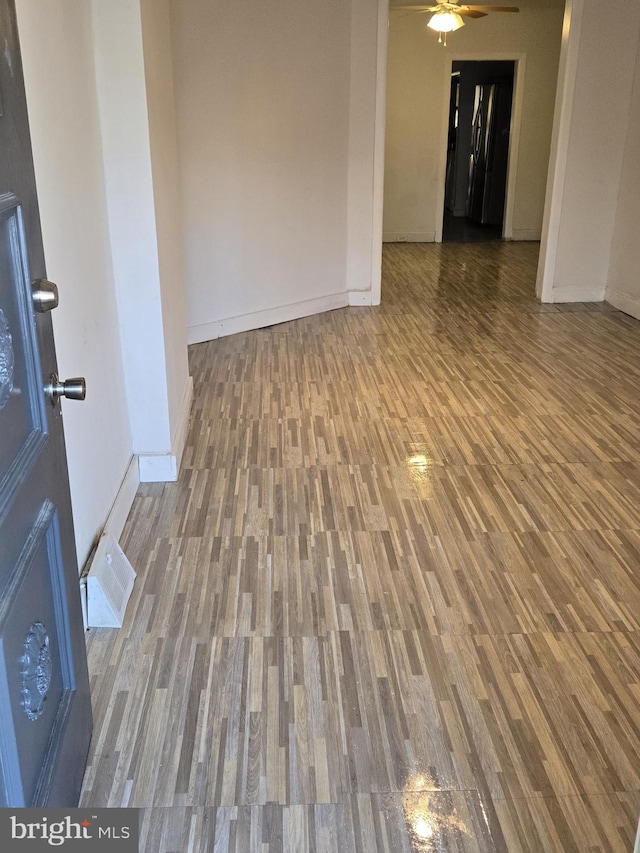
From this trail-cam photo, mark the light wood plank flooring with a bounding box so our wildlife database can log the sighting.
[81,242,640,851]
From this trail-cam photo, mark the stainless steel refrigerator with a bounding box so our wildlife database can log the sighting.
[466,81,513,226]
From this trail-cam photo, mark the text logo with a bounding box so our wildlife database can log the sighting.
[0,809,138,851]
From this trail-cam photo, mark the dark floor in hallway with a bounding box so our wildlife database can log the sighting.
[442,212,503,243]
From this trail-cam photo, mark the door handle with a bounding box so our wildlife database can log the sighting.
[45,373,86,406]
[32,279,59,312]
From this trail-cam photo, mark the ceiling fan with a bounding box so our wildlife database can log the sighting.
[393,2,520,45]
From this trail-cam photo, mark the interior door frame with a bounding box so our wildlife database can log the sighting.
[373,1,579,301]
[535,0,584,300]
[434,52,526,243]
[370,0,390,307]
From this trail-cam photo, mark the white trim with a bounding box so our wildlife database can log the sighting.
[503,56,526,241]
[434,52,527,244]
[536,0,585,301]
[549,283,605,303]
[102,455,140,543]
[634,813,640,853]
[383,231,435,243]
[435,63,452,243]
[138,452,178,483]
[187,292,349,344]
[136,376,194,484]
[349,291,373,306]
[605,288,640,321]
[370,0,390,307]
[508,229,542,242]
[171,375,193,473]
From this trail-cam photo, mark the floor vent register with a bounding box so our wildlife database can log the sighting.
[80,532,136,628]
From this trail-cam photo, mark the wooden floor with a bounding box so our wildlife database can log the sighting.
[81,242,640,852]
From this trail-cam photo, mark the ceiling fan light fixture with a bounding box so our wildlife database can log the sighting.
[426,10,465,33]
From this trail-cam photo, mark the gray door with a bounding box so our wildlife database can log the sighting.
[0,0,92,805]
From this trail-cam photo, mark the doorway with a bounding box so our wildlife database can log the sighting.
[443,60,515,243]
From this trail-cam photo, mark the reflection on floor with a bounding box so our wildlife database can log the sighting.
[442,211,503,243]
[81,242,640,852]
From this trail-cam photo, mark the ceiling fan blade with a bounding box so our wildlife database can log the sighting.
[391,3,520,13]
[462,6,520,11]
[396,8,435,17]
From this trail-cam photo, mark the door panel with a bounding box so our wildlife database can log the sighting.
[0,0,92,806]
[0,196,47,498]
[0,502,74,805]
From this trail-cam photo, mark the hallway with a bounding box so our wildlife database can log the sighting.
[81,242,640,851]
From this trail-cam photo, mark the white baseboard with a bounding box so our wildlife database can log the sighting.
[508,229,541,241]
[187,292,349,344]
[383,231,435,243]
[605,287,640,321]
[103,456,140,543]
[549,283,606,303]
[137,376,194,484]
[172,375,194,472]
[348,291,372,306]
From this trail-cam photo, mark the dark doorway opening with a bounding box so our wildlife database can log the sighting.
[443,60,515,243]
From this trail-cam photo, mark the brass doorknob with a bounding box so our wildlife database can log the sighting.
[45,374,86,406]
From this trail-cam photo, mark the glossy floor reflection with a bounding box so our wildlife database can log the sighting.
[442,212,503,243]
[81,243,640,851]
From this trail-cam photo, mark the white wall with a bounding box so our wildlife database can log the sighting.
[540,0,640,303]
[139,0,191,443]
[91,0,171,457]
[348,0,389,304]
[16,0,132,568]
[170,0,355,342]
[17,0,193,568]
[92,0,191,481]
[605,27,640,319]
[384,0,565,242]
